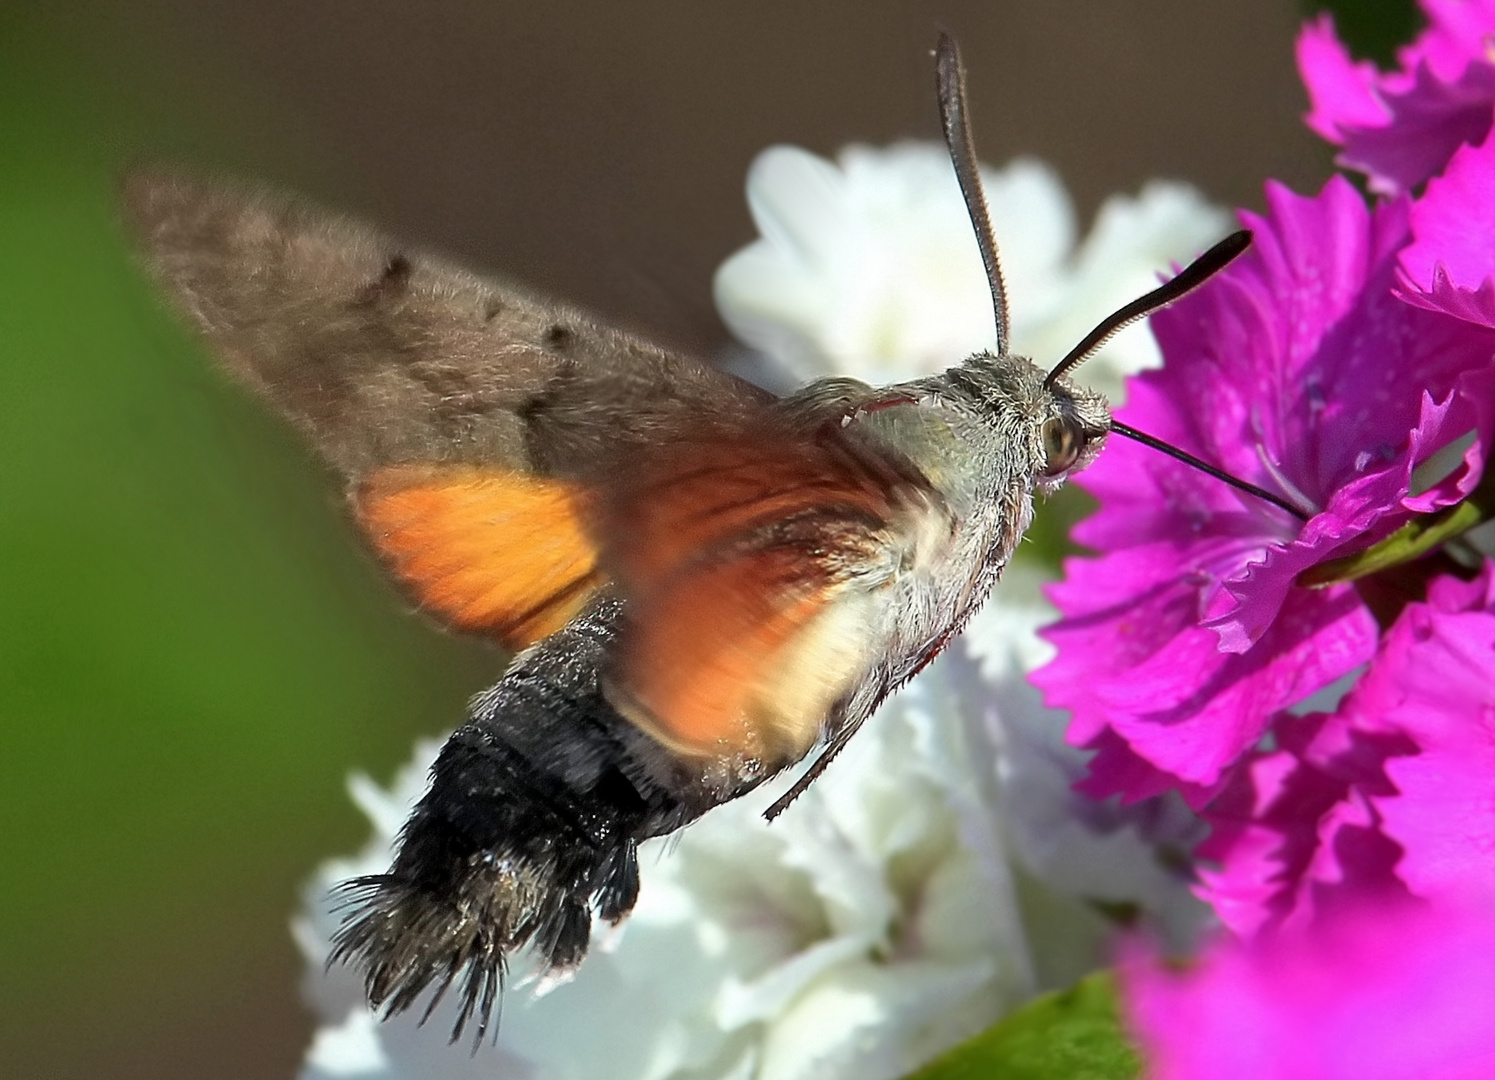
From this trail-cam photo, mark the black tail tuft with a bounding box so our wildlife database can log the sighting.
[323,601,745,1046]
[326,717,646,1046]
[329,865,538,1047]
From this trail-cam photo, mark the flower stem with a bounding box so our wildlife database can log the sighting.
[1299,469,1495,588]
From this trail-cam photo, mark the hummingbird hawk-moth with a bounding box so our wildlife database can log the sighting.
[124,34,1295,1044]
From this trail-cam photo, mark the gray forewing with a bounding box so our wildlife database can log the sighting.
[122,172,767,482]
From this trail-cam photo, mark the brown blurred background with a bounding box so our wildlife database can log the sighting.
[0,2,1403,1078]
[120,0,1340,355]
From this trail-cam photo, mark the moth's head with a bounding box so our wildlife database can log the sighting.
[957,352,1111,492]
[936,36,1297,519]
[1034,371,1110,489]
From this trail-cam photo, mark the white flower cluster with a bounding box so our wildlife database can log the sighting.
[715,143,1230,400]
[297,143,1225,1080]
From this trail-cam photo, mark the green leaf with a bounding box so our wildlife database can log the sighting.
[903,973,1142,1080]
[1300,0,1420,66]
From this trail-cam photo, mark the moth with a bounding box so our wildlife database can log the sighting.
[125,34,1298,1044]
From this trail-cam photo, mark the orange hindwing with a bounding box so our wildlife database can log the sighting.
[356,465,604,650]
[597,426,924,765]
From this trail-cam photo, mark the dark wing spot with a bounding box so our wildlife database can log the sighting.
[355,254,413,306]
[383,254,413,284]
[543,325,573,353]
[484,297,504,321]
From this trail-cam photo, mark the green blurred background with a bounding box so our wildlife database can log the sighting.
[0,2,1407,1077]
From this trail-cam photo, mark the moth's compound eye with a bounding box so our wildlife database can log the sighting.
[1041,416,1085,476]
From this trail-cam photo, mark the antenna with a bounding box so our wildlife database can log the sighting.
[934,41,1300,523]
[1045,230,1252,388]
[936,32,1010,357]
[1040,229,1303,519]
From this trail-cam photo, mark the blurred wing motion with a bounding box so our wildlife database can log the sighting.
[124,167,963,1047]
[355,465,602,648]
[125,172,948,1041]
[597,419,937,766]
[123,173,933,764]
[124,172,765,648]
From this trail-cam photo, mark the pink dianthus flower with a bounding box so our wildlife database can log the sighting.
[1299,2,1495,195]
[1398,132,1495,328]
[1123,897,1495,1080]
[1034,177,1495,805]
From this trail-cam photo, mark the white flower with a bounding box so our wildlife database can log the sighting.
[714,143,1231,401]
[959,577,1212,964]
[298,667,1037,1080]
[296,141,1225,1079]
